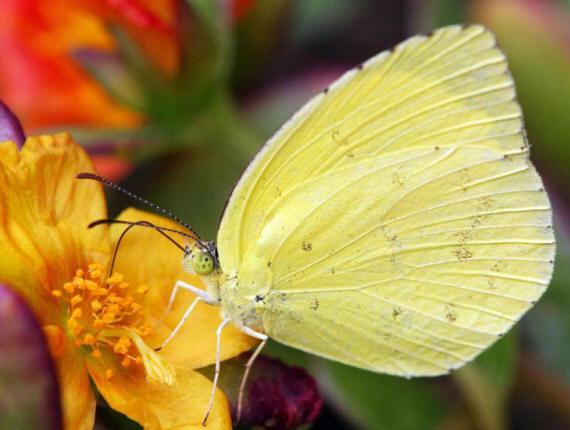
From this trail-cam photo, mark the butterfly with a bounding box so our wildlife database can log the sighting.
[81,24,555,424]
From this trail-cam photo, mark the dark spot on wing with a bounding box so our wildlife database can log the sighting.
[310,298,319,311]
[454,246,473,260]
[302,241,313,252]
[445,305,457,323]
[392,307,403,319]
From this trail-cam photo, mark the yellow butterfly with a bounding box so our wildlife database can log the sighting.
[83,24,556,424]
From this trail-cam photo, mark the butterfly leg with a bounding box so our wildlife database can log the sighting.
[159,280,208,321]
[203,317,232,426]
[155,280,213,351]
[237,327,268,422]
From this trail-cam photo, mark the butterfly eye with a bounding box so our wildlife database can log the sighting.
[192,249,215,275]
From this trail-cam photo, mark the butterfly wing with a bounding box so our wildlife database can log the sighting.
[217,25,555,376]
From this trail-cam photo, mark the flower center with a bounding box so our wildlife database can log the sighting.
[52,262,174,384]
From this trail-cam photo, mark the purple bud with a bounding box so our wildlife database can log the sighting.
[0,285,62,429]
[0,101,25,148]
[231,354,322,430]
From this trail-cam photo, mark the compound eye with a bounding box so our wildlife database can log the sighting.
[192,250,215,275]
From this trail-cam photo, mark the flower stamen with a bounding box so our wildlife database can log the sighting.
[51,263,174,384]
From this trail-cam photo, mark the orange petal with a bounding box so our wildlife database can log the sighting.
[44,326,96,430]
[87,356,231,430]
[111,208,258,368]
[91,154,134,182]
[0,0,141,130]
[0,134,111,314]
[81,0,180,76]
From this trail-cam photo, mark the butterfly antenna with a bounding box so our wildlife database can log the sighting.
[89,218,196,243]
[77,172,202,242]
[107,220,187,276]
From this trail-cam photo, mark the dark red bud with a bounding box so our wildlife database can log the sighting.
[231,353,322,430]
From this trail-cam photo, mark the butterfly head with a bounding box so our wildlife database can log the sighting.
[184,241,219,276]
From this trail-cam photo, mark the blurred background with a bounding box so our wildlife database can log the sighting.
[1,0,569,429]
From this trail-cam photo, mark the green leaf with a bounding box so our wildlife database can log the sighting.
[524,221,570,385]
[453,332,517,430]
[472,2,570,180]
[233,0,291,85]
[115,97,262,238]
[431,0,466,27]
[317,359,446,429]
[184,0,233,87]
[265,339,311,369]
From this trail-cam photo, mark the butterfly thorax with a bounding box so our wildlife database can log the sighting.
[219,265,271,333]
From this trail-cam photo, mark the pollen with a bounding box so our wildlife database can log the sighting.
[113,336,131,354]
[82,334,96,346]
[53,263,166,383]
[84,280,99,290]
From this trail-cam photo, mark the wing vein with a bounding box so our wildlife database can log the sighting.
[404,276,534,302]
[358,290,498,335]
[270,149,456,265]
[274,157,530,286]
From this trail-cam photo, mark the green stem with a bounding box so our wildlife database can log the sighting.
[454,366,507,430]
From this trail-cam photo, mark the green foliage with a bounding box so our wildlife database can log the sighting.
[526,229,570,385]
[318,360,446,429]
[431,0,466,27]
[454,333,517,430]
[487,16,570,180]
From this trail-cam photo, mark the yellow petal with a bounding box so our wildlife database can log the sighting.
[87,358,231,430]
[0,134,110,314]
[44,329,96,430]
[111,208,258,368]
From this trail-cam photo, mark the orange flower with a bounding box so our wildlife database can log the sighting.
[0,0,258,132]
[0,0,141,130]
[0,133,257,429]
